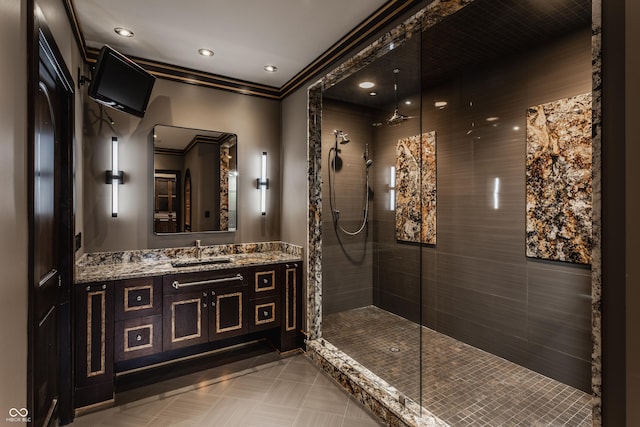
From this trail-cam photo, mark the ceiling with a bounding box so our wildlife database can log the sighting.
[68,0,421,97]
[323,0,592,109]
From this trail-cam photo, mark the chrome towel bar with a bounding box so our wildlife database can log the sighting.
[172,273,244,289]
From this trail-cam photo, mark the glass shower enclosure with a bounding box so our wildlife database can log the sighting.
[308,0,596,425]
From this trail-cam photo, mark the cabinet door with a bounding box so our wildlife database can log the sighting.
[74,282,114,407]
[281,263,303,352]
[163,290,208,351]
[209,283,248,341]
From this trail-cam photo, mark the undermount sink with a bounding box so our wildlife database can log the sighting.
[171,257,232,268]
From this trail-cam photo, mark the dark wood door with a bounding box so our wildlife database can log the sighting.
[163,291,209,351]
[209,284,248,341]
[32,62,61,427]
[29,14,75,426]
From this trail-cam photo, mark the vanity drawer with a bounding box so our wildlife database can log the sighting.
[249,297,280,332]
[250,267,279,298]
[114,315,162,362]
[115,277,162,320]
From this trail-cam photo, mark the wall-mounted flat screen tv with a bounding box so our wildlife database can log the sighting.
[88,45,156,118]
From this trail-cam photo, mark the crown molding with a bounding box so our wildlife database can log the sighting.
[63,0,424,100]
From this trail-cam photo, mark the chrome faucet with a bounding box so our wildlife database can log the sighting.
[195,239,202,259]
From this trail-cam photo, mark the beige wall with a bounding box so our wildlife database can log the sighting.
[280,87,309,248]
[0,0,85,418]
[0,0,28,416]
[82,79,282,252]
[626,0,640,424]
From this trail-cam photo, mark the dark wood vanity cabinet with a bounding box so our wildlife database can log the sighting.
[74,281,114,408]
[74,259,302,409]
[162,268,248,351]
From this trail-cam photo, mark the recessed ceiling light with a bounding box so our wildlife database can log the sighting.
[486,116,500,122]
[434,101,448,109]
[405,100,412,105]
[114,27,134,37]
[198,48,214,57]
[359,81,375,89]
[369,92,377,96]
[264,65,278,72]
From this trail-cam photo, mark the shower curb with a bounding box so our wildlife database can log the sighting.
[306,339,448,427]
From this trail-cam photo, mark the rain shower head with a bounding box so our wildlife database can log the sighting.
[334,129,350,144]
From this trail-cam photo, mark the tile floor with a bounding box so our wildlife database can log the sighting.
[323,306,593,426]
[71,343,385,427]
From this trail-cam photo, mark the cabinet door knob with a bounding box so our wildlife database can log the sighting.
[136,295,142,302]
[263,278,268,284]
[102,284,107,290]
[211,290,216,296]
[203,303,207,308]
[263,311,269,317]
[136,334,142,341]
[203,292,207,297]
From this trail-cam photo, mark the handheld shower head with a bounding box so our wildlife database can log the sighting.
[364,143,373,168]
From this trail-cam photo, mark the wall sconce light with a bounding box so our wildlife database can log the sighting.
[105,136,124,217]
[390,166,396,211]
[256,151,269,215]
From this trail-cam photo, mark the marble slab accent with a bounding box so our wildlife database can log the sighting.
[395,132,436,244]
[526,93,593,264]
[220,145,230,231]
[75,241,302,284]
[590,0,603,423]
[307,339,448,427]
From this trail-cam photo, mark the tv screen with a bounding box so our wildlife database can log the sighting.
[89,45,155,118]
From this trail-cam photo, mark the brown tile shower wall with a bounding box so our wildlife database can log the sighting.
[321,101,376,315]
[373,28,593,392]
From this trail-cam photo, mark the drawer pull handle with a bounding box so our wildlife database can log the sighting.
[136,334,142,341]
[136,295,142,302]
[172,274,244,289]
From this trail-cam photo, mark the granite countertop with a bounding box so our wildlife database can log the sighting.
[74,241,303,284]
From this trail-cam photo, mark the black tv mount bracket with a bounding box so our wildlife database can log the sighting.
[77,67,92,89]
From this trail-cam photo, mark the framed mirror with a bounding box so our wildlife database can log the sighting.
[153,124,237,234]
